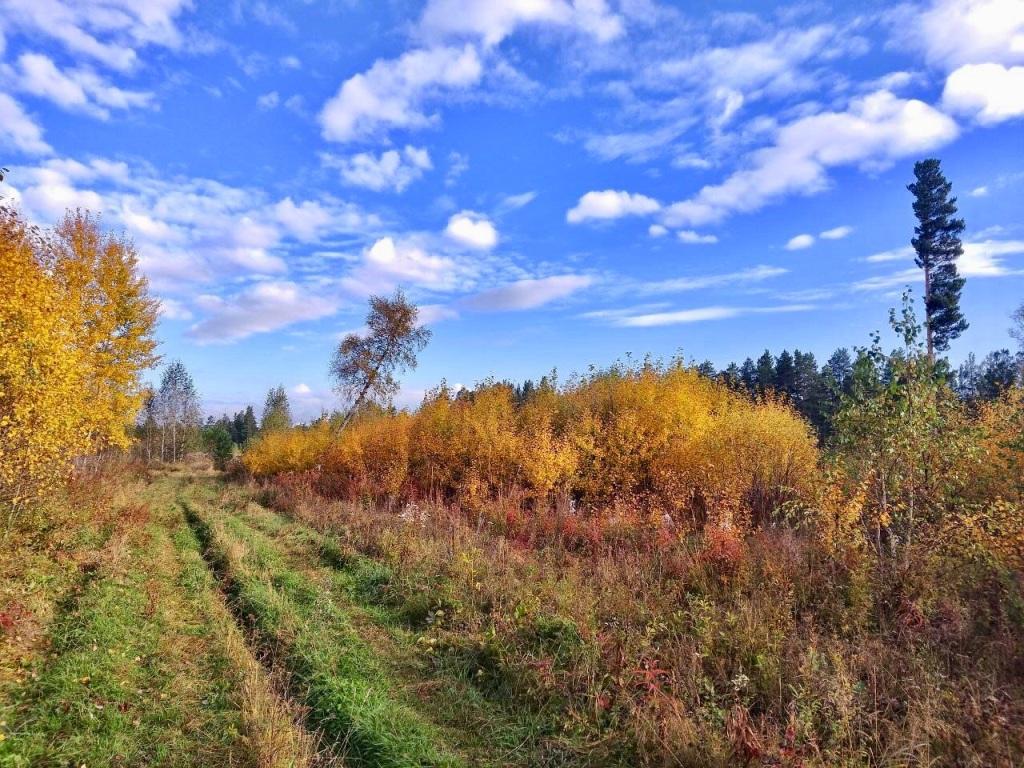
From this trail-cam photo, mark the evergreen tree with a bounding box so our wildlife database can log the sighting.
[739,358,757,393]
[722,362,742,389]
[261,386,292,432]
[908,158,967,359]
[696,360,717,378]
[203,424,234,469]
[242,406,259,443]
[755,350,775,393]
[955,353,981,401]
[774,350,797,397]
[978,350,1018,399]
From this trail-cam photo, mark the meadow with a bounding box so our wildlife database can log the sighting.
[3,178,1024,767]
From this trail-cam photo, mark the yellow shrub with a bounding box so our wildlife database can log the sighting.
[242,362,821,527]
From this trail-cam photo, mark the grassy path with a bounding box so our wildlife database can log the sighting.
[3,472,567,767]
[0,473,321,768]
[181,478,569,768]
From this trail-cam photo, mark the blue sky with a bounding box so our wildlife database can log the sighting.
[2,0,1023,419]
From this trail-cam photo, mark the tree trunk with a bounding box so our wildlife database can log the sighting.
[924,264,934,362]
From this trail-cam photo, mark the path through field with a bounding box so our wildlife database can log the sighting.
[0,472,549,768]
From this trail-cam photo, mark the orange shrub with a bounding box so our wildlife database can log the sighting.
[243,362,821,533]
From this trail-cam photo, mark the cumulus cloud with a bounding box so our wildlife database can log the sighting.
[648,224,668,237]
[943,63,1024,123]
[0,93,51,155]
[912,0,1024,70]
[341,236,466,296]
[970,185,990,196]
[785,233,815,250]
[820,225,854,239]
[462,275,593,310]
[566,189,660,224]
[326,146,433,192]
[319,45,482,143]
[418,0,623,47]
[188,281,339,343]
[661,90,958,228]
[445,211,498,249]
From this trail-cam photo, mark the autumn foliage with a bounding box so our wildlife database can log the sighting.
[0,208,158,510]
[244,362,820,541]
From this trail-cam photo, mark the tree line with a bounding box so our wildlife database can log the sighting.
[135,372,296,468]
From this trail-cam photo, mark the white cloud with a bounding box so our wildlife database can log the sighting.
[497,190,537,212]
[9,53,152,119]
[648,224,668,237]
[157,297,192,320]
[341,236,465,296]
[417,303,460,324]
[418,0,623,47]
[445,151,470,187]
[961,238,1024,275]
[820,225,854,239]
[257,90,280,109]
[292,383,312,395]
[659,25,838,98]
[637,265,787,295]
[188,281,339,343]
[604,304,814,328]
[0,0,192,72]
[942,239,1018,275]
[677,229,718,244]
[854,239,1024,290]
[320,45,483,143]
[865,245,914,263]
[280,55,302,70]
[326,146,433,192]
[913,0,1024,70]
[445,210,498,250]
[970,185,990,196]
[272,198,337,242]
[662,91,958,228]
[0,93,51,155]
[566,189,660,223]
[462,275,593,310]
[8,156,381,292]
[785,233,815,250]
[943,63,1024,124]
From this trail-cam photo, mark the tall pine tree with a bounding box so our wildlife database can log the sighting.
[908,158,967,360]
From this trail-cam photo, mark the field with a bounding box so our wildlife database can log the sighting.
[3,160,1023,767]
[3,438,1022,767]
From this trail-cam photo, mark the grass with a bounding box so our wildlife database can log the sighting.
[184,487,464,767]
[0,473,323,768]
[5,467,1021,766]
[213,491,573,766]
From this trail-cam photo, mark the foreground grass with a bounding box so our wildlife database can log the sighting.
[0,473,321,768]
[184,484,467,767]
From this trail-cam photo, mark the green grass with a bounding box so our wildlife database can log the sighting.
[203,485,585,767]
[184,488,463,768]
[0,479,244,767]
